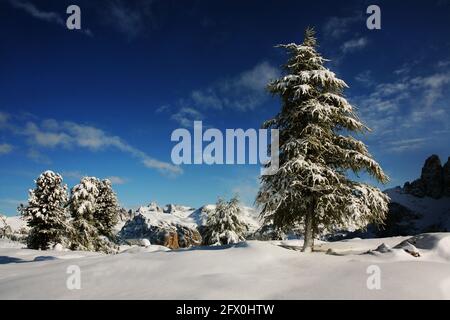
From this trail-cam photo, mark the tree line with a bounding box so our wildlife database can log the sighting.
[19,171,120,253]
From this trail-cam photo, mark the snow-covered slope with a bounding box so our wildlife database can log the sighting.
[131,202,261,232]
[386,187,450,232]
[188,204,261,232]
[2,215,27,232]
[1,233,450,299]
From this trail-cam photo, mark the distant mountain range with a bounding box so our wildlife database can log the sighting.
[3,155,450,244]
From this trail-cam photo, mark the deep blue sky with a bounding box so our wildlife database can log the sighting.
[1,0,449,215]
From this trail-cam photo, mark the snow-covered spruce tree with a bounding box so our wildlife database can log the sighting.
[0,215,12,239]
[203,196,247,246]
[94,179,119,239]
[256,28,390,252]
[69,177,114,253]
[19,171,70,249]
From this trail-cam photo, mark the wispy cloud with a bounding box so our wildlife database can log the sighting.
[0,143,13,155]
[0,114,182,176]
[341,37,368,53]
[155,105,170,114]
[322,13,364,39]
[106,176,128,185]
[354,70,374,87]
[103,0,156,39]
[190,61,279,111]
[163,61,280,127]
[61,170,85,180]
[321,13,368,65]
[171,107,204,127]
[410,72,450,107]
[7,0,92,36]
[384,138,430,153]
[8,0,64,25]
[350,62,450,153]
[61,171,128,185]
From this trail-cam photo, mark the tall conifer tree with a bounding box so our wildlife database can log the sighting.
[256,28,390,252]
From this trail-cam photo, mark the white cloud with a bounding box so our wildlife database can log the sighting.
[105,176,128,185]
[191,90,223,110]
[437,60,450,68]
[8,0,64,25]
[24,122,71,148]
[341,37,368,53]
[351,66,450,154]
[8,0,93,36]
[384,138,429,153]
[1,116,182,176]
[0,143,13,155]
[155,105,170,113]
[216,61,280,111]
[323,14,363,39]
[61,172,128,185]
[235,61,281,92]
[354,70,374,87]
[410,72,450,107]
[61,171,85,180]
[170,61,280,124]
[104,0,156,39]
[171,107,204,127]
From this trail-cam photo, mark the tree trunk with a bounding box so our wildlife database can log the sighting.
[302,200,315,252]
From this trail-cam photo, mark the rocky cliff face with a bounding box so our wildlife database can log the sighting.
[332,155,450,240]
[117,202,262,248]
[403,155,450,199]
[444,158,450,197]
[118,204,202,249]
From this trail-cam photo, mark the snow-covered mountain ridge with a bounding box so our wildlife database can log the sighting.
[118,202,262,248]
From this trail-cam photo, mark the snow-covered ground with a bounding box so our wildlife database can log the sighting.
[1,233,450,299]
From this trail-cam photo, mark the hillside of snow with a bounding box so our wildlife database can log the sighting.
[132,202,262,233]
[1,215,27,232]
[385,187,450,231]
[1,233,450,299]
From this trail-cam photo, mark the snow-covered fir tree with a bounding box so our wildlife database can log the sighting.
[19,171,70,249]
[94,179,119,239]
[0,215,12,239]
[203,196,247,246]
[256,28,390,252]
[69,176,114,253]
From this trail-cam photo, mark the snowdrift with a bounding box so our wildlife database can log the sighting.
[1,233,450,299]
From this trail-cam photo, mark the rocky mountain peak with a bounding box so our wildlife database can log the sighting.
[403,154,450,199]
[444,157,450,197]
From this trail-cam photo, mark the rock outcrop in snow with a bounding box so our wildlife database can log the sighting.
[118,204,202,249]
[376,155,450,236]
[118,202,262,248]
[403,155,450,199]
[382,187,450,235]
[444,159,450,197]
[330,155,450,240]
